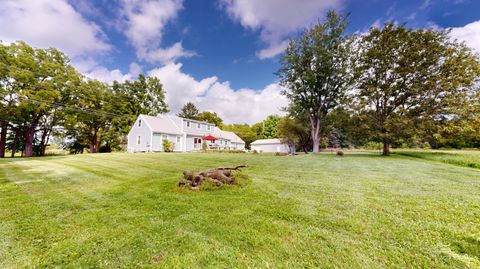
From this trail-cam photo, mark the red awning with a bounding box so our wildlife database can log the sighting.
[202,135,217,141]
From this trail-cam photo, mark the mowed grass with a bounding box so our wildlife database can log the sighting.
[394,150,480,169]
[1,152,480,268]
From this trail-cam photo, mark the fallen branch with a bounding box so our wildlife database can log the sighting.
[179,165,248,190]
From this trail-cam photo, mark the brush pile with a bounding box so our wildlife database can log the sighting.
[178,165,247,190]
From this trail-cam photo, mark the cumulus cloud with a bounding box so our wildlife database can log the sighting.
[71,58,135,84]
[148,63,288,124]
[220,0,343,59]
[0,0,110,57]
[450,20,480,54]
[119,0,194,64]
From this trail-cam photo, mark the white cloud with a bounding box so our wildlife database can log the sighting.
[450,20,480,54]
[120,0,193,64]
[0,0,110,57]
[148,63,288,124]
[256,40,289,59]
[220,0,343,59]
[72,58,134,84]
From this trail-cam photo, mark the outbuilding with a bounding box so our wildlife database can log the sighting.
[250,138,289,153]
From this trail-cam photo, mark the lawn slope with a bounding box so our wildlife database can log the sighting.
[1,152,480,268]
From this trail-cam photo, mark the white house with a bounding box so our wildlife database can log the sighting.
[127,114,245,152]
[251,139,289,153]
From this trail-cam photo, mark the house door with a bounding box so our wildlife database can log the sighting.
[152,134,162,151]
[194,137,202,149]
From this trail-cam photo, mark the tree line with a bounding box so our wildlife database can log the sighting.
[0,42,168,158]
[178,12,480,155]
[277,11,480,155]
[1,11,479,157]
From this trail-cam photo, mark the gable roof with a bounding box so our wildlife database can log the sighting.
[213,127,245,144]
[140,114,183,135]
[251,138,284,145]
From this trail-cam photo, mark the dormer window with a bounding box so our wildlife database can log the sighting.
[186,121,191,127]
[197,123,201,129]
[138,119,142,127]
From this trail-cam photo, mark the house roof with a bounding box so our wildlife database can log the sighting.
[140,114,183,135]
[137,114,244,143]
[251,138,284,145]
[213,127,245,144]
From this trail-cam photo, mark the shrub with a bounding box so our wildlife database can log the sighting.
[202,141,208,151]
[336,150,344,156]
[163,139,174,152]
[363,141,383,151]
[252,150,258,154]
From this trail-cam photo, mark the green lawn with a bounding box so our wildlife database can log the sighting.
[394,149,480,169]
[1,152,480,268]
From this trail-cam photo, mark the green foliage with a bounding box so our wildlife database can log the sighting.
[201,140,208,151]
[277,11,355,152]
[277,116,310,152]
[162,139,174,152]
[196,111,223,128]
[223,124,259,149]
[259,115,280,139]
[355,23,480,155]
[177,102,199,119]
[363,141,383,151]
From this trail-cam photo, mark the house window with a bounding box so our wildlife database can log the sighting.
[207,125,211,131]
[137,136,141,145]
[162,135,168,141]
[197,123,201,129]
[176,136,181,143]
[186,121,190,128]
[138,119,142,127]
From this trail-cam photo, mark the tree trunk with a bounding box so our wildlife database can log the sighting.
[310,115,321,153]
[301,144,308,154]
[24,126,36,157]
[0,121,7,158]
[89,131,98,153]
[39,125,53,156]
[382,137,390,156]
[11,130,19,158]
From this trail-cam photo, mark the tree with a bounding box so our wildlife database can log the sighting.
[223,124,259,149]
[276,11,355,152]
[197,111,223,127]
[65,79,111,153]
[355,23,480,155]
[259,115,281,138]
[5,42,80,157]
[0,43,10,158]
[277,116,310,153]
[177,102,199,119]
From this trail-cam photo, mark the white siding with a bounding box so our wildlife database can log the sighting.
[151,133,183,152]
[252,143,288,153]
[127,116,153,152]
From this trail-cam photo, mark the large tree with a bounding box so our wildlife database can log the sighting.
[65,79,111,153]
[5,42,79,157]
[177,102,199,119]
[197,111,223,127]
[355,23,480,155]
[0,43,10,158]
[276,11,355,152]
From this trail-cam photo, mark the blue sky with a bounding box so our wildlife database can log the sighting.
[1,0,479,123]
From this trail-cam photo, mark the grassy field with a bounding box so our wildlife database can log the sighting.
[394,150,480,169]
[1,151,480,268]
